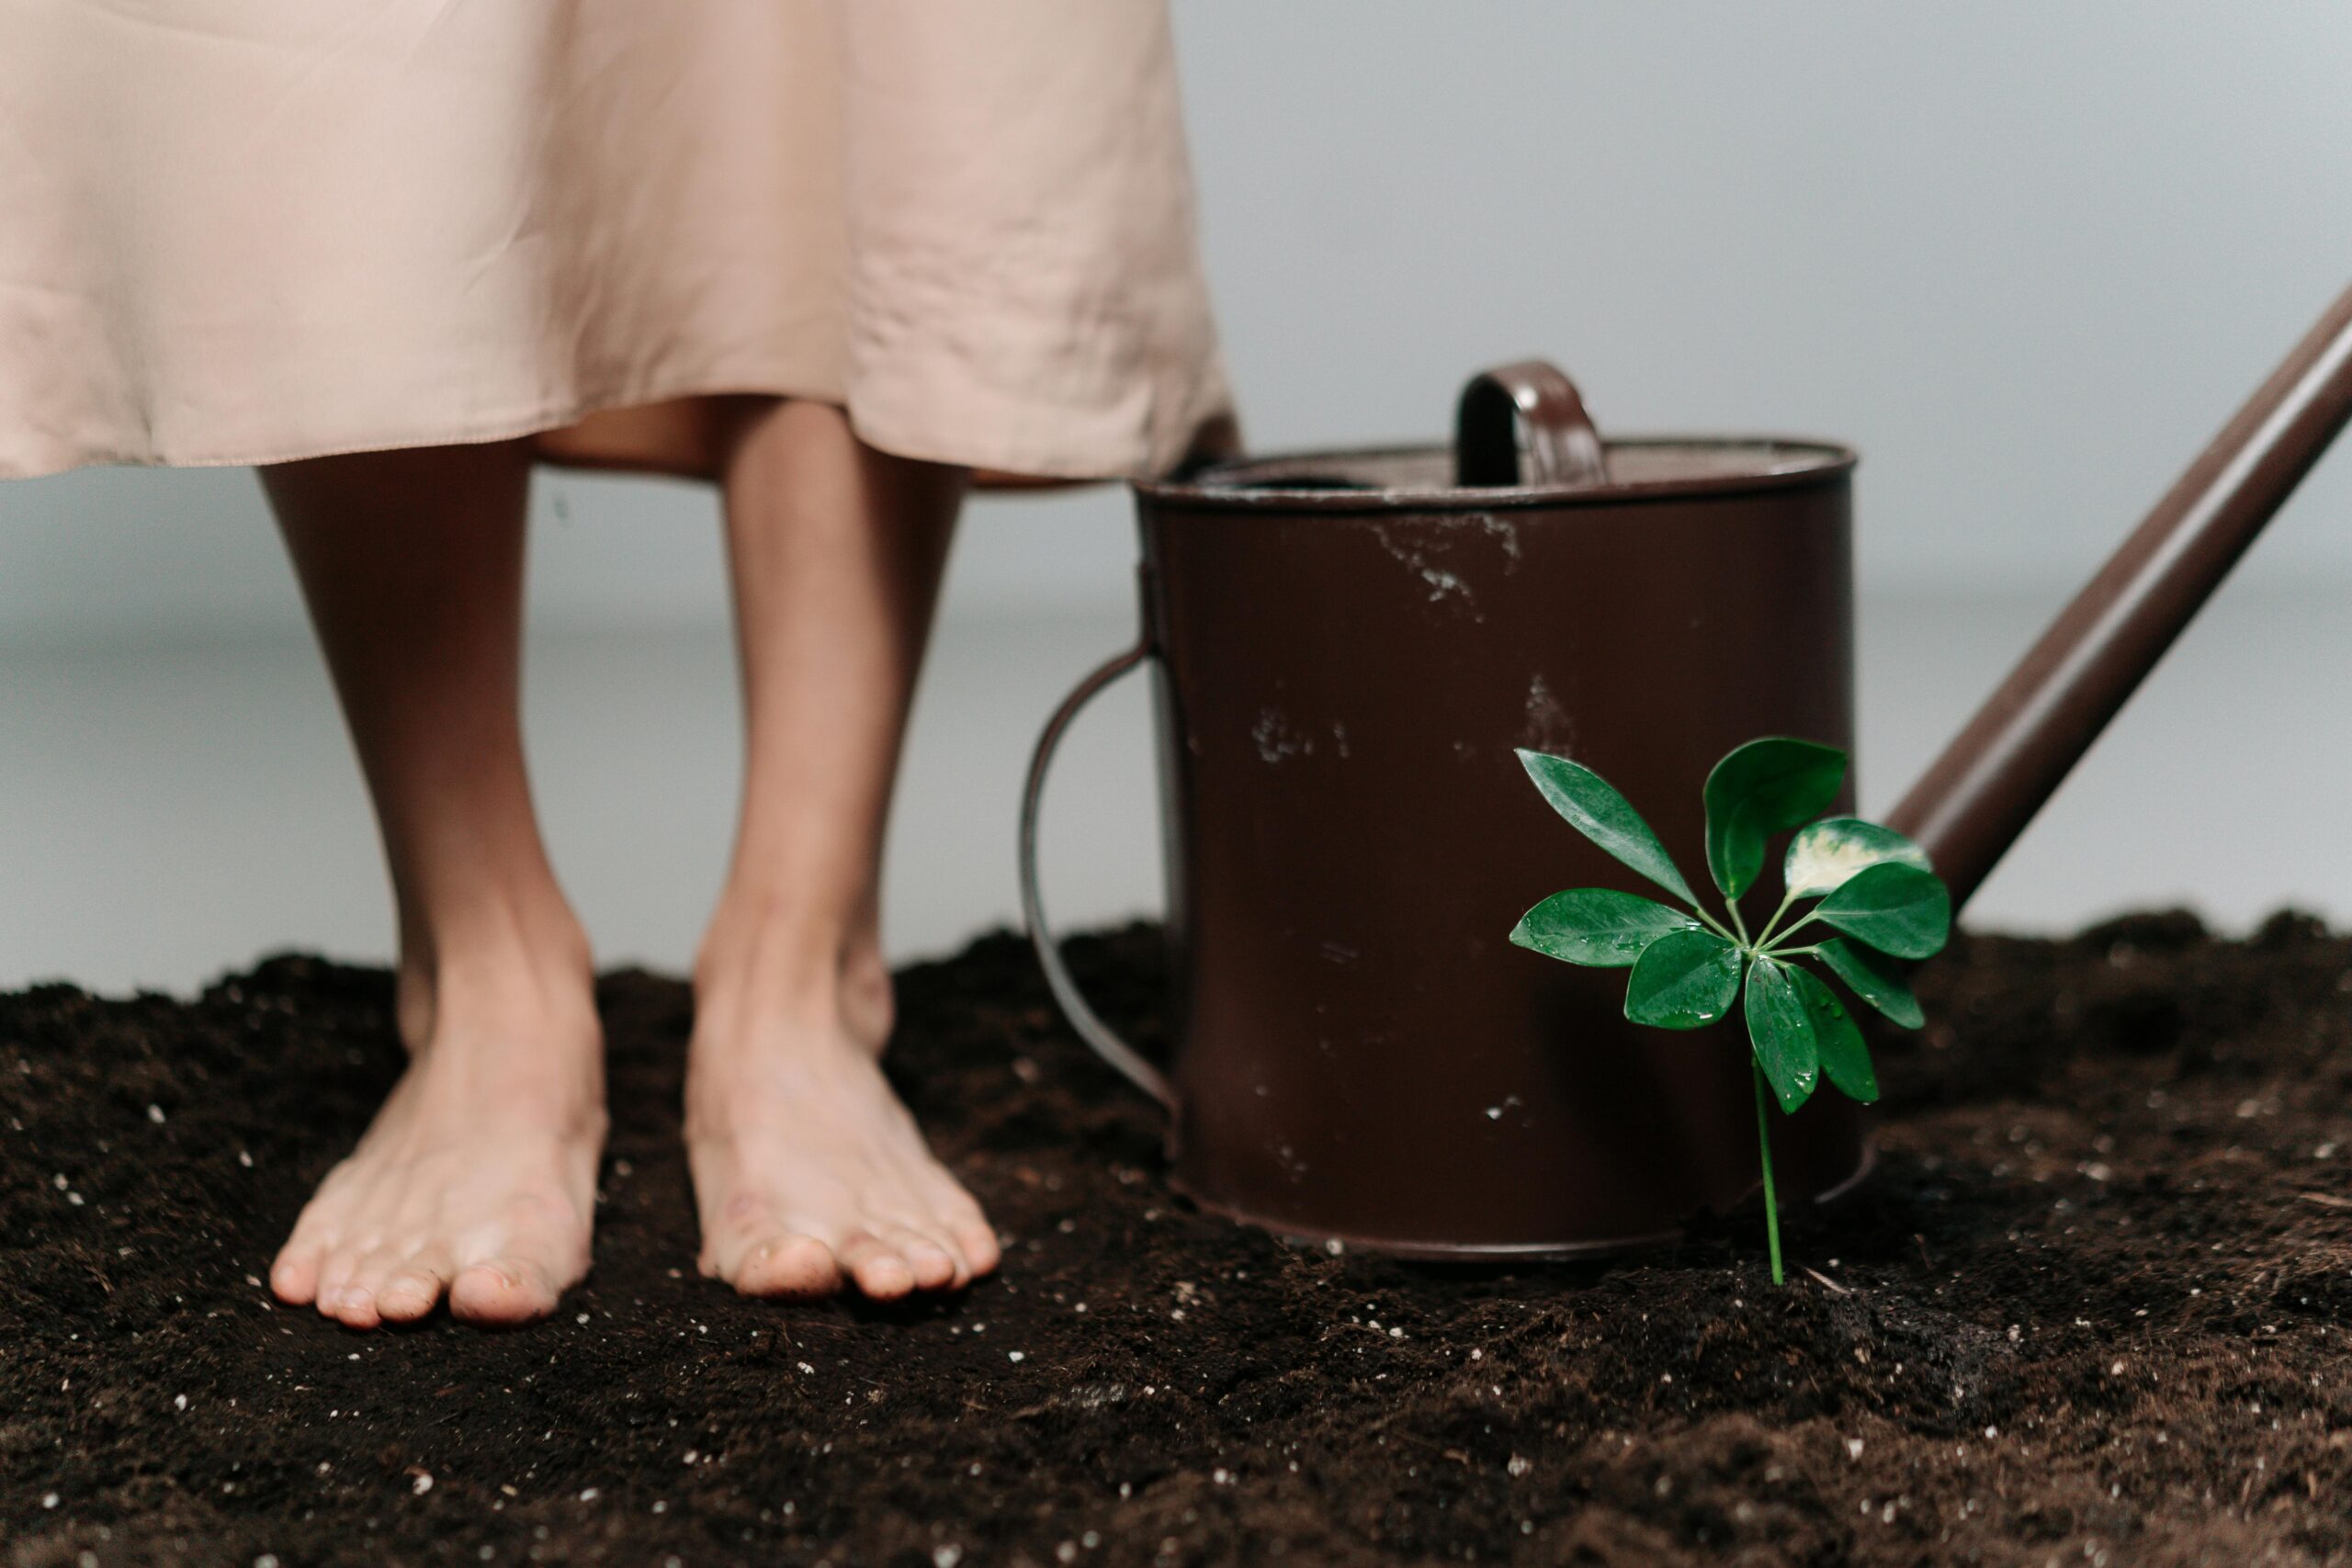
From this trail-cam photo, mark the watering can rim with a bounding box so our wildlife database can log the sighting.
[1136,434,1857,513]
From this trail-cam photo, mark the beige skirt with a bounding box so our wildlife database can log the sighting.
[0,0,1232,482]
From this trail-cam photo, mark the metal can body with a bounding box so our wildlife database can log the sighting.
[1134,440,1862,1254]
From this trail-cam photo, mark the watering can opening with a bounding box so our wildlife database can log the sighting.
[1177,360,1850,505]
[1180,442,1853,503]
[1022,282,2352,1260]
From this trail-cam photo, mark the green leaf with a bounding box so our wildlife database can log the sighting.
[1783,817,1931,899]
[1742,957,1820,1112]
[1623,928,1744,1030]
[1516,749,1697,905]
[1702,739,1848,899]
[1816,937,1925,1029]
[1510,889,1701,968]
[1816,862,1951,960]
[1789,964,1878,1103]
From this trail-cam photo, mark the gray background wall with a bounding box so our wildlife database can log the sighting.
[4,2,2349,992]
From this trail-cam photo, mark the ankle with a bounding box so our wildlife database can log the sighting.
[395,890,598,1055]
[693,901,893,1057]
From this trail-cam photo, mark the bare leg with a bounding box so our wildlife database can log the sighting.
[687,399,999,1300]
[262,441,605,1328]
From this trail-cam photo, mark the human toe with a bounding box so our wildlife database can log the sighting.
[882,1225,961,1291]
[919,1180,1000,1279]
[376,1249,455,1323]
[327,1250,411,1329]
[311,1252,366,1318]
[329,1288,385,1329]
[269,1244,326,1305]
[448,1258,560,1325]
[951,1221,1002,1280]
[732,1234,844,1299]
[834,1230,917,1300]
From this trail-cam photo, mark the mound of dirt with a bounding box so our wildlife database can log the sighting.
[8,913,2352,1566]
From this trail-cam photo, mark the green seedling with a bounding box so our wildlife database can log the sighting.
[1510,738,1951,1284]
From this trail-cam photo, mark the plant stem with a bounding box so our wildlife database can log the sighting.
[1749,887,1802,950]
[1690,906,1739,943]
[1726,897,1752,949]
[1762,908,1823,952]
[1765,942,1824,959]
[1752,1060,1784,1287]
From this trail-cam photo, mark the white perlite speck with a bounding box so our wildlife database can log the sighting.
[147,1104,165,1123]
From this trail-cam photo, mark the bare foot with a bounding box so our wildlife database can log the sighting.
[685,940,999,1301]
[269,939,606,1328]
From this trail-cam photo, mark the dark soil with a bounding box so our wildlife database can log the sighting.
[8,914,2352,1566]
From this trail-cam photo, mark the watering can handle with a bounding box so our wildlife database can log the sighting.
[1017,637,1177,1108]
[1455,359,1611,487]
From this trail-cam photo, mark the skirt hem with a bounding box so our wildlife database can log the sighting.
[0,371,1220,486]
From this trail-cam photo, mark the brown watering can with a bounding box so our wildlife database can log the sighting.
[1020,284,2352,1258]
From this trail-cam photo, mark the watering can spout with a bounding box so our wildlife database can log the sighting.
[1888,281,2352,913]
